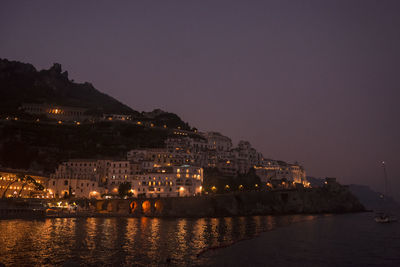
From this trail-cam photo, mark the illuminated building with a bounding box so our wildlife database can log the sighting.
[131,165,203,198]
[20,103,89,121]
[47,178,102,198]
[0,170,49,198]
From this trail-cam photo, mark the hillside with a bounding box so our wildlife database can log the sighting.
[0,59,136,115]
[308,176,400,212]
[0,120,171,173]
[0,58,199,173]
[0,58,191,129]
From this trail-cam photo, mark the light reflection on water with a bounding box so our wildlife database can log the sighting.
[0,215,316,266]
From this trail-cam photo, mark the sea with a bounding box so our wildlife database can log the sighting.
[0,212,399,266]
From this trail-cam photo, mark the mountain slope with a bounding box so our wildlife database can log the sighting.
[0,58,193,130]
[0,59,137,115]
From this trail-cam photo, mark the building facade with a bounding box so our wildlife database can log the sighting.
[20,103,90,122]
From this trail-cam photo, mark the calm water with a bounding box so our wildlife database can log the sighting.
[0,215,315,266]
[205,212,400,267]
[0,213,399,266]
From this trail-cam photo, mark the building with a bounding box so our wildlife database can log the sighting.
[201,132,232,151]
[103,114,132,121]
[47,178,102,198]
[20,103,90,122]
[254,161,308,187]
[130,165,203,198]
[0,170,49,198]
[50,159,100,181]
[107,160,134,189]
[50,159,138,194]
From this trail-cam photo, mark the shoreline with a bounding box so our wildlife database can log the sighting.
[0,209,369,221]
[0,187,366,219]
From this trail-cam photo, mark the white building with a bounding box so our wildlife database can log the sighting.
[201,132,232,151]
[47,178,102,199]
[130,165,203,198]
[107,160,133,189]
[254,161,307,185]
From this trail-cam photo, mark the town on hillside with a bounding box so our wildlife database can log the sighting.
[0,102,309,200]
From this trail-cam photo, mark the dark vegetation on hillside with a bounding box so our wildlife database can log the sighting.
[0,120,174,173]
[203,167,262,194]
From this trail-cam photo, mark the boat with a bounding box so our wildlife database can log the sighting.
[374,211,397,223]
[0,198,47,219]
[374,161,397,223]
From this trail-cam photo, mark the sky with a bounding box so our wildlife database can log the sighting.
[1,1,400,200]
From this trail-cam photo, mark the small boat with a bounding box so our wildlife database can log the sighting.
[374,212,397,223]
[375,162,397,223]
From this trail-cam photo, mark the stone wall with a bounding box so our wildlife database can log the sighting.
[94,186,365,217]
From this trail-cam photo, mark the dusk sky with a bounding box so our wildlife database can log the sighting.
[1,1,399,199]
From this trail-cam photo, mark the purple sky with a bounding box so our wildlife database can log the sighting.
[1,1,400,199]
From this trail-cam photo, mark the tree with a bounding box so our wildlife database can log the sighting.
[235,168,262,191]
[118,182,132,198]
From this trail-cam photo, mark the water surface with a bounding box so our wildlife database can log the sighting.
[0,215,315,266]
